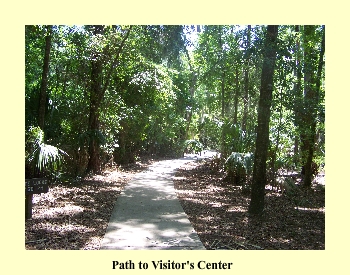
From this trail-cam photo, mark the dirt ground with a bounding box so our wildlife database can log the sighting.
[25,160,153,250]
[25,157,324,250]
[173,159,325,250]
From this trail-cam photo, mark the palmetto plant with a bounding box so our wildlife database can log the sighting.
[223,122,256,154]
[25,126,68,178]
[224,152,254,185]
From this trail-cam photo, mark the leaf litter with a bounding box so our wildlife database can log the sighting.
[173,158,325,250]
[25,159,153,250]
[25,157,324,250]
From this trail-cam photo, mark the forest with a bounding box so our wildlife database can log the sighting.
[25,25,325,249]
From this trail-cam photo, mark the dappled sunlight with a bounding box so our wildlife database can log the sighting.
[102,218,202,249]
[173,176,186,180]
[173,156,325,250]
[196,216,220,223]
[25,165,132,249]
[100,157,209,250]
[25,25,325,251]
[40,222,94,234]
[209,201,228,208]
[294,206,325,213]
[226,205,248,213]
[265,190,284,197]
[36,204,84,218]
[206,183,225,193]
[182,197,208,205]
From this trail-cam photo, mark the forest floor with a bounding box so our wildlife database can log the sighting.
[25,156,325,250]
[173,159,325,250]
[25,158,156,250]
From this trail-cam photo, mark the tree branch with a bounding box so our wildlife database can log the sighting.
[102,26,133,94]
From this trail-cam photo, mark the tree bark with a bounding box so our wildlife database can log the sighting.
[302,25,325,187]
[87,25,105,173]
[220,70,227,157]
[184,47,198,140]
[242,25,251,132]
[248,25,279,215]
[292,25,302,166]
[38,25,52,132]
[218,26,227,157]
[233,67,240,125]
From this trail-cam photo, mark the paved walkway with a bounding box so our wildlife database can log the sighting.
[100,152,216,250]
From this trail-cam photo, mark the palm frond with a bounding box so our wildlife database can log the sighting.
[26,126,68,173]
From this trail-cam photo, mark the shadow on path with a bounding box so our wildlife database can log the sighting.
[100,153,217,250]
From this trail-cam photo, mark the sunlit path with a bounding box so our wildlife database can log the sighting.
[100,152,216,250]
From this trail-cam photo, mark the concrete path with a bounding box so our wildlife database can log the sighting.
[100,152,217,250]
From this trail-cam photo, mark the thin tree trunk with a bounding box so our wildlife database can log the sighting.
[303,25,325,187]
[233,67,240,125]
[270,94,283,184]
[232,26,239,126]
[220,70,227,157]
[221,71,226,118]
[292,25,302,166]
[114,119,131,164]
[38,25,52,131]
[248,25,279,215]
[242,25,251,132]
[217,26,228,157]
[302,25,316,186]
[184,47,197,139]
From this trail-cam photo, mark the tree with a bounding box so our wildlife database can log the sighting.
[301,25,325,187]
[242,25,251,132]
[86,25,132,173]
[25,25,325,182]
[292,25,302,166]
[248,25,279,215]
[38,25,52,132]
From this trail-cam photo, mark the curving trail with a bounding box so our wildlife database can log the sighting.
[100,152,217,250]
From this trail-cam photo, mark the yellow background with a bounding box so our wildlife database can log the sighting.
[1,1,346,274]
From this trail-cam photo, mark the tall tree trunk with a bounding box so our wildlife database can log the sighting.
[87,25,132,173]
[184,47,198,140]
[233,67,240,125]
[292,25,302,166]
[221,71,226,119]
[114,119,131,164]
[242,25,251,132]
[270,95,283,184]
[302,25,325,187]
[218,26,228,157]
[220,70,227,157]
[248,25,279,215]
[38,25,52,132]
[86,26,104,173]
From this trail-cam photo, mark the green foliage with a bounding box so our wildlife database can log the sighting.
[225,152,254,175]
[25,126,68,178]
[198,116,221,150]
[24,25,325,178]
[184,139,203,154]
[224,152,254,186]
[79,129,106,148]
[223,122,256,154]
